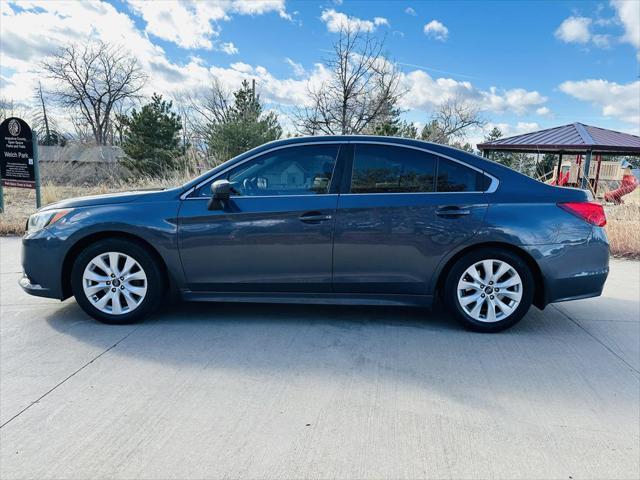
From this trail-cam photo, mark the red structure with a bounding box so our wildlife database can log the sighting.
[604,174,639,204]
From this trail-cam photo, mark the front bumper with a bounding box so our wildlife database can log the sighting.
[21,231,67,300]
[19,274,59,298]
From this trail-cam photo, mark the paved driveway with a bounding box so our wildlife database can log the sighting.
[1,236,638,479]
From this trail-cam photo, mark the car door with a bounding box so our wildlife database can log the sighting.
[178,143,345,293]
[332,143,489,295]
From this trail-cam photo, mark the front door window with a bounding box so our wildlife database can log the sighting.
[225,144,340,196]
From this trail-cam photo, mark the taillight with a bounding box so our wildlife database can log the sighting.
[557,202,606,227]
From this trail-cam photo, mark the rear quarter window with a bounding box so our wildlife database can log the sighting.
[437,158,489,192]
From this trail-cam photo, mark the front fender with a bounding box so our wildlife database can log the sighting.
[49,200,184,298]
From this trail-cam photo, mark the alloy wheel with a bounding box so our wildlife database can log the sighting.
[456,259,523,323]
[82,251,148,315]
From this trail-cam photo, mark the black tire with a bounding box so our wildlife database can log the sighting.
[443,248,534,333]
[71,238,164,324]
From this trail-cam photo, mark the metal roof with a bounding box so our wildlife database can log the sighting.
[477,122,640,154]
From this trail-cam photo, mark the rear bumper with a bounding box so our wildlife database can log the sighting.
[526,227,609,307]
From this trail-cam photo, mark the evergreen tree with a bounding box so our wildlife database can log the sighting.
[535,153,556,179]
[369,103,418,138]
[119,93,182,175]
[207,80,282,163]
[483,127,515,168]
[450,142,475,153]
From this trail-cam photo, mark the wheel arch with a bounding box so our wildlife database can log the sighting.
[61,230,170,299]
[434,241,546,309]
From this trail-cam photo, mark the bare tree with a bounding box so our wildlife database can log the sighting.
[41,41,147,145]
[177,79,232,136]
[420,96,485,144]
[31,82,67,145]
[296,26,404,135]
[175,78,234,159]
[0,97,32,124]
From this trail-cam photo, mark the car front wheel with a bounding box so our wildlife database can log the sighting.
[71,239,163,324]
[444,248,534,332]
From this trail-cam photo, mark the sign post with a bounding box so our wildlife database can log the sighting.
[0,117,40,212]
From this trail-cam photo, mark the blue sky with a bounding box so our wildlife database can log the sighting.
[1,0,638,142]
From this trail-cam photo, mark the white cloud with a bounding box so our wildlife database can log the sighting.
[126,0,290,50]
[0,0,172,100]
[480,87,547,115]
[0,0,556,137]
[611,0,640,58]
[555,16,592,44]
[496,122,541,137]
[559,79,640,124]
[320,9,389,33]
[374,17,389,27]
[285,57,305,77]
[591,34,611,48]
[399,70,547,115]
[404,7,416,16]
[219,42,238,55]
[423,20,448,42]
[555,7,633,52]
[536,106,552,117]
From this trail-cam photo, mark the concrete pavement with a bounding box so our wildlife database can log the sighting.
[1,236,639,479]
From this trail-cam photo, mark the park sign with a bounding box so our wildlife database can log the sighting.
[0,117,41,211]
[1,117,35,188]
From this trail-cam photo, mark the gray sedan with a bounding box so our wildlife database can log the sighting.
[20,136,609,332]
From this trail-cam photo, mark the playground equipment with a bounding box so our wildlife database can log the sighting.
[541,154,638,202]
[477,123,640,203]
[604,174,639,204]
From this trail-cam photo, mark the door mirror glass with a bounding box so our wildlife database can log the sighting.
[211,179,231,199]
[208,179,231,210]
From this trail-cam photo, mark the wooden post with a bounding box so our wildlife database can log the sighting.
[33,132,41,209]
[555,153,563,185]
[581,150,592,190]
[593,153,603,194]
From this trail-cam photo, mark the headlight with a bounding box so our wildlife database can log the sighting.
[27,209,73,234]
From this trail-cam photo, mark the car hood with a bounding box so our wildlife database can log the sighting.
[39,189,166,211]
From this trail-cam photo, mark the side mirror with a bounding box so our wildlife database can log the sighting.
[208,179,231,210]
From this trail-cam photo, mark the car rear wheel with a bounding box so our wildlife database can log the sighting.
[71,239,163,324]
[444,248,534,332]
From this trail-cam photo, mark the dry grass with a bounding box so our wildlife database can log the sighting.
[0,172,193,236]
[2,178,639,258]
[604,203,640,259]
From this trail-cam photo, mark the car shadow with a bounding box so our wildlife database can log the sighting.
[45,297,548,367]
[42,297,640,416]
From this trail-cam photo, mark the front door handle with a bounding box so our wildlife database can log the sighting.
[436,206,471,218]
[299,212,333,223]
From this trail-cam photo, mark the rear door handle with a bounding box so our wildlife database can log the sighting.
[299,212,333,223]
[436,206,471,218]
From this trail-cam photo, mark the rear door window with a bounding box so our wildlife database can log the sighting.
[351,144,436,193]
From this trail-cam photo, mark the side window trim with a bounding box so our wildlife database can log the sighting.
[182,140,499,199]
[344,142,498,195]
[187,142,344,199]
